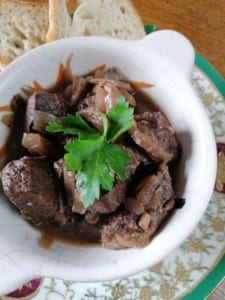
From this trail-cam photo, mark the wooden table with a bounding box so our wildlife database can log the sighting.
[133,0,225,79]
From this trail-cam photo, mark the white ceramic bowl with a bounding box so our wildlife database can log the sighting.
[0,30,217,294]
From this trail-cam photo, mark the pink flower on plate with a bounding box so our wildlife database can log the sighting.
[6,278,42,299]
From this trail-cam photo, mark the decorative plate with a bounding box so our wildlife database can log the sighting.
[1,28,225,300]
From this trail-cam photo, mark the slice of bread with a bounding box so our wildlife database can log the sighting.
[0,0,145,67]
[47,0,145,42]
[0,0,49,67]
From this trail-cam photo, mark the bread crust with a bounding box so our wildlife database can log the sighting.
[0,0,48,6]
[0,0,145,68]
[47,0,145,42]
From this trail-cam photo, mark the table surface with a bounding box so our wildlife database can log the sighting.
[132,0,225,79]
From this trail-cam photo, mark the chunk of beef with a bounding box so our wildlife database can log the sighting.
[64,76,88,107]
[22,133,54,157]
[25,91,67,132]
[54,158,127,219]
[104,84,136,111]
[88,178,127,215]
[118,138,151,178]
[32,110,60,133]
[89,78,133,93]
[79,106,104,132]
[94,67,127,82]
[54,160,127,223]
[129,111,179,163]
[70,76,88,106]
[124,164,174,215]
[101,165,176,249]
[77,95,104,132]
[101,211,152,249]
[54,159,86,214]
[1,156,59,224]
[101,165,175,250]
[89,78,136,110]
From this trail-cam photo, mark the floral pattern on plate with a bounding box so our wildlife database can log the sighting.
[2,65,225,300]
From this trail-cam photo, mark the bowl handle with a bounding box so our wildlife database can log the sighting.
[141,29,195,80]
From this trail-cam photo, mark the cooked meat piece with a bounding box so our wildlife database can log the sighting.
[55,158,126,218]
[78,105,104,132]
[84,211,100,224]
[32,110,60,133]
[138,212,151,230]
[94,84,108,112]
[33,91,67,116]
[101,211,152,249]
[70,76,88,106]
[4,95,27,163]
[25,91,67,131]
[77,87,135,132]
[88,178,127,215]
[141,199,174,234]
[89,78,133,92]
[118,138,151,178]
[89,79,136,110]
[146,166,174,212]
[124,164,174,215]
[77,95,104,132]
[118,88,136,108]
[22,133,54,156]
[129,111,179,163]
[54,159,86,214]
[103,84,136,111]
[63,76,88,107]
[101,173,175,250]
[1,156,59,224]
[94,67,127,82]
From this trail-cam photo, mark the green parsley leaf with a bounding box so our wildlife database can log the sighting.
[64,136,102,172]
[46,114,98,139]
[46,96,134,207]
[107,95,134,141]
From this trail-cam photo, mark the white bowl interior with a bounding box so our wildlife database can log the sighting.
[0,31,217,294]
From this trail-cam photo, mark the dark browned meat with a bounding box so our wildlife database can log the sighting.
[118,138,151,178]
[102,165,175,249]
[32,110,60,133]
[129,111,178,163]
[22,133,54,156]
[70,76,88,106]
[88,178,127,215]
[77,95,104,132]
[54,158,127,220]
[63,76,88,107]
[101,211,152,249]
[1,156,59,224]
[78,104,104,132]
[89,78,136,110]
[124,164,174,215]
[94,67,127,81]
[89,78,133,93]
[25,91,67,132]
[54,159,86,214]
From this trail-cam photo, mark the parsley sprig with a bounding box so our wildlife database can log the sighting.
[46,96,134,207]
